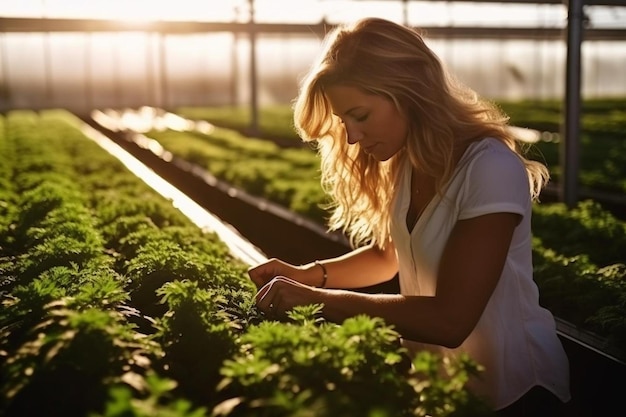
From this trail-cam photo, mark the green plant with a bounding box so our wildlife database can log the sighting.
[216,305,491,417]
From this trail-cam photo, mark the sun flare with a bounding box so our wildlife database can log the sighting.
[45,0,243,23]
[122,0,240,22]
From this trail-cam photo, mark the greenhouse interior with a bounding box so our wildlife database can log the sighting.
[1,1,625,416]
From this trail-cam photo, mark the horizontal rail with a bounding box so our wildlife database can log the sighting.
[1,17,625,41]
[414,0,626,4]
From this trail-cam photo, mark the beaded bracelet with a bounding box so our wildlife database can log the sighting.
[314,260,328,288]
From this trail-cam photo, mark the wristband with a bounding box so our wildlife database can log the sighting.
[314,260,328,288]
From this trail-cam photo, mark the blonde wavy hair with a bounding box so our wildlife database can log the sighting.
[293,17,549,249]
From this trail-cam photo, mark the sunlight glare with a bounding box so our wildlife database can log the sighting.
[115,0,164,24]
[81,121,267,266]
[41,0,241,22]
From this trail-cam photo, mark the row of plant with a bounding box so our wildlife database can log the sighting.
[138,115,626,353]
[175,97,626,194]
[176,105,301,147]
[0,110,491,417]
[145,125,329,221]
[531,201,626,349]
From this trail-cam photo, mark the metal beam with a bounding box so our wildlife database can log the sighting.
[408,0,626,4]
[0,17,624,41]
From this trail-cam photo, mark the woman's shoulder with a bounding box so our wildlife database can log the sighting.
[459,137,520,169]
[467,136,511,154]
[454,137,530,215]
[456,137,527,190]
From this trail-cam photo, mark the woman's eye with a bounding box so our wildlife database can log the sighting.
[355,114,368,122]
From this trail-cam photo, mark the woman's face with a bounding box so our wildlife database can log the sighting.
[325,84,408,161]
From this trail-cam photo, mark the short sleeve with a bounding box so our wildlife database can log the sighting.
[458,141,529,220]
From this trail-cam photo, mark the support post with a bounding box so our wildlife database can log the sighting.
[402,0,409,26]
[561,0,584,208]
[248,0,259,136]
[0,35,11,113]
[159,33,168,111]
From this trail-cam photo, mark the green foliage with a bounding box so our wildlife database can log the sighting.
[0,261,128,369]
[0,110,256,416]
[409,351,492,417]
[287,181,329,222]
[154,280,241,404]
[13,182,87,242]
[582,263,626,347]
[96,192,187,230]
[93,372,209,417]
[126,239,242,290]
[498,97,626,140]
[1,301,161,417]
[145,126,322,220]
[532,200,626,266]
[5,105,626,416]
[8,185,109,291]
[177,100,626,194]
[101,215,160,256]
[15,228,105,286]
[176,105,300,144]
[532,240,625,345]
[501,98,626,193]
[162,225,232,260]
[0,115,18,255]
[217,306,490,417]
[125,239,209,314]
[496,99,562,133]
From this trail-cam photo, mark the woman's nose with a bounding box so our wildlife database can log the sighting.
[345,123,364,144]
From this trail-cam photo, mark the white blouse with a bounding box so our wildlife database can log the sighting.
[390,138,571,410]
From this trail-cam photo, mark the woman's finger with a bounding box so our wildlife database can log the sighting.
[258,276,322,321]
[248,259,293,288]
[255,281,272,304]
[248,265,272,287]
[255,278,284,316]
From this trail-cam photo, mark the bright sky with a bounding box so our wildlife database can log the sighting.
[0,0,623,28]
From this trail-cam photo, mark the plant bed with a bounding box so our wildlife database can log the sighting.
[176,99,626,197]
[0,110,491,417]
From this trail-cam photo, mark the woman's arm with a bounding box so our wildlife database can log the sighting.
[310,241,398,288]
[257,212,519,348]
[248,241,398,289]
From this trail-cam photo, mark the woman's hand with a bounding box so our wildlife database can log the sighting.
[247,258,321,289]
[255,276,323,320]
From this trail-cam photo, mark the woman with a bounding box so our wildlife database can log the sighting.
[248,17,571,416]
